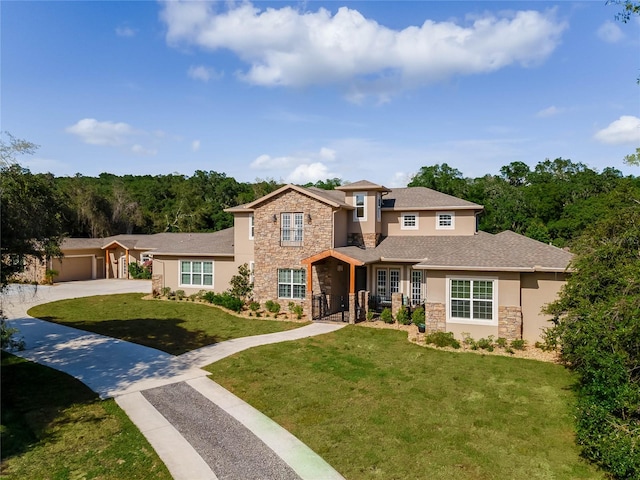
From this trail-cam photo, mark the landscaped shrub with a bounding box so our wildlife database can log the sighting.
[265,300,281,315]
[161,287,171,297]
[476,337,494,352]
[396,307,410,325]
[202,291,243,312]
[510,339,526,350]
[288,302,304,320]
[366,310,375,321]
[411,306,425,325]
[496,337,508,348]
[380,308,393,324]
[175,290,185,300]
[228,263,253,300]
[249,301,260,313]
[424,331,460,349]
[128,261,152,279]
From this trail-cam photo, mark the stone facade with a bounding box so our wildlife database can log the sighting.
[391,292,404,317]
[347,233,382,249]
[253,190,335,317]
[498,306,523,341]
[152,274,163,296]
[424,302,446,333]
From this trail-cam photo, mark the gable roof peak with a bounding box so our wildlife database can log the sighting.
[335,180,390,192]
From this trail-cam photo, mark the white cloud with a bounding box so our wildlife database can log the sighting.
[191,139,201,151]
[66,118,136,146]
[389,171,411,188]
[597,21,624,43]
[187,65,222,82]
[116,26,136,37]
[286,162,336,184]
[594,115,640,144]
[160,2,566,101]
[536,105,564,118]
[131,144,157,156]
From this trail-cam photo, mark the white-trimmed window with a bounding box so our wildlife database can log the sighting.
[281,212,303,245]
[376,193,382,222]
[140,253,151,264]
[376,268,400,302]
[447,277,497,324]
[401,212,419,230]
[278,268,306,299]
[436,211,455,230]
[249,261,255,284]
[354,193,366,221]
[249,214,254,240]
[411,270,424,305]
[180,260,214,287]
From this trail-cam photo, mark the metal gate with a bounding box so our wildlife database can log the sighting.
[312,293,350,322]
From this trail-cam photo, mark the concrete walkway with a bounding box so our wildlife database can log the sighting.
[3,280,346,480]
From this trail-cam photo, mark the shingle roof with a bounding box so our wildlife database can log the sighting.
[382,187,482,210]
[60,229,235,256]
[333,231,571,272]
[335,180,390,192]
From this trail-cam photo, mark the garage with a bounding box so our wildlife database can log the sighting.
[51,256,94,282]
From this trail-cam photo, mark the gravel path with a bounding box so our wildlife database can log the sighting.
[142,382,302,480]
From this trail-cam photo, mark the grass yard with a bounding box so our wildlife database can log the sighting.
[28,293,306,355]
[206,326,605,480]
[0,351,171,480]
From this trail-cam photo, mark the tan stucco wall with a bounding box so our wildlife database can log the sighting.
[345,191,380,235]
[233,212,255,266]
[521,272,567,343]
[333,209,348,247]
[151,255,237,295]
[425,270,520,340]
[381,210,477,236]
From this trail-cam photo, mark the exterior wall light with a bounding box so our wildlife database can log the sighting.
[272,214,277,223]
[306,213,312,224]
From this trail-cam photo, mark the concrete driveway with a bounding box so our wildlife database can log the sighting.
[2,279,346,480]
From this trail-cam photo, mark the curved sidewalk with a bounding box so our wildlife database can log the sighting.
[3,281,346,480]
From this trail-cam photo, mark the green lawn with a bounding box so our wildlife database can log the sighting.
[206,326,605,480]
[28,293,306,355]
[0,351,171,480]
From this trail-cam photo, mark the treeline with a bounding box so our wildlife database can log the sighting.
[409,158,639,247]
[3,158,638,245]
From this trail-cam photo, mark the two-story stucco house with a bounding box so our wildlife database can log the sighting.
[222,180,571,343]
[28,180,570,343]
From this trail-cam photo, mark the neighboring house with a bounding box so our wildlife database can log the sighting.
[31,180,571,343]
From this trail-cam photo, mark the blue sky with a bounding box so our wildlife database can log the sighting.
[2,1,639,186]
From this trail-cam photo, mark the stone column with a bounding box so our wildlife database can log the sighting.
[499,306,523,341]
[391,292,404,318]
[151,274,163,296]
[348,293,357,324]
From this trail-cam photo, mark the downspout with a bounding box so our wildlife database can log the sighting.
[125,249,130,279]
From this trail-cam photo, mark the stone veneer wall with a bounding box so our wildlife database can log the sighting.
[347,233,381,249]
[498,306,523,341]
[424,302,446,333]
[253,190,335,318]
[152,274,163,296]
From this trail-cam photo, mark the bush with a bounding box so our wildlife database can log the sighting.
[202,291,243,312]
[424,331,460,349]
[175,290,185,300]
[496,337,508,348]
[161,287,171,297]
[396,307,411,325]
[380,308,393,324]
[366,310,375,321]
[411,306,425,325]
[128,262,152,279]
[476,337,494,352]
[265,300,281,315]
[249,301,260,312]
[228,263,253,300]
[510,339,526,351]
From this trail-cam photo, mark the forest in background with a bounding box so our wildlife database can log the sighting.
[3,157,638,248]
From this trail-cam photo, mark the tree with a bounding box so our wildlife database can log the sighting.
[610,0,640,23]
[624,147,640,166]
[408,163,468,197]
[499,161,530,187]
[544,197,640,479]
[228,263,253,301]
[303,178,343,190]
[0,134,65,288]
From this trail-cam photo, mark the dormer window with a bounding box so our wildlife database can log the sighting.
[354,193,366,221]
[436,211,454,230]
